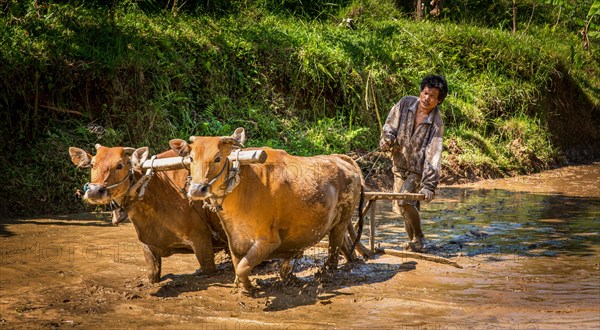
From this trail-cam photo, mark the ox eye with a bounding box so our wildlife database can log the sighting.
[116,163,123,170]
[214,156,222,163]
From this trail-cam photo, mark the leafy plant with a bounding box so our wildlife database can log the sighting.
[582,0,600,50]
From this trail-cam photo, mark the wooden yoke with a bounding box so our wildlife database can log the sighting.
[139,149,267,172]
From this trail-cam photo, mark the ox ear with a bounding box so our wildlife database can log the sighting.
[69,147,92,168]
[220,137,243,149]
[130,147,149,169]
[169,139,191,157]
[221,127,245,149]
[231,127,246,146]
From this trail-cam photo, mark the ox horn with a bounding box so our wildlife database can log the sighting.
[95,143,102,150]
[123,147,135,155]
[189,136,197,143]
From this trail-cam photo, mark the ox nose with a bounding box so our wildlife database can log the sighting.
[188,183,209,199]
[85,183,108,201]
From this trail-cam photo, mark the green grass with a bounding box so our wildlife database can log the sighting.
[0,0,599,217]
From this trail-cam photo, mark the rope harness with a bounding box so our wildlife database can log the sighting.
[352,147,385,182]
[83,168,134,194]
[201,150,242,213]
[83,156,157,222]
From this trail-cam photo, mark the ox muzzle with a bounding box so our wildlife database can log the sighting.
[82,169,134,204]
[187,183,212,200]
[187,158,233,200]
[83,183,111,204]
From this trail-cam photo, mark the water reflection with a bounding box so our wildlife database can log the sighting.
[372,187,600,258]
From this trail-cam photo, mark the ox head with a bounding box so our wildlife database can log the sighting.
[68,144,150,204]
[169,127,246,200]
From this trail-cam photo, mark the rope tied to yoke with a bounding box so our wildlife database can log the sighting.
[109,155,157,226]
[127,155,156,200]
[352,147,385,182]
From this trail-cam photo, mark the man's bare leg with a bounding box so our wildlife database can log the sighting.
[401,204,425,252]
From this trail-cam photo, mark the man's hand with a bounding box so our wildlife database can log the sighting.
[379,135,395,152]
[419,188,435,202]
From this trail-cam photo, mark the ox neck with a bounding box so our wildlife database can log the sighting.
[112,170,151,209]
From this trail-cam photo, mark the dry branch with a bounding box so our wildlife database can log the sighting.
[375,248,462,268]
[364,192,424,201]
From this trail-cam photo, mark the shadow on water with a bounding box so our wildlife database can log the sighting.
[373,187,600,259]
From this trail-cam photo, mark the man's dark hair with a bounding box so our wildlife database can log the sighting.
[420,75,448,104]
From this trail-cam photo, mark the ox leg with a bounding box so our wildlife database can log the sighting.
[236,241,280,293]
[230,254,241,287]
[191,239,217,275]
[279,255,302,285]
[341,235,357,262]
[324,221,347,272]
[142,244,162,283]
[279,258,293,281]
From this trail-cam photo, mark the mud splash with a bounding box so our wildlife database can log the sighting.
[1,163,599,329]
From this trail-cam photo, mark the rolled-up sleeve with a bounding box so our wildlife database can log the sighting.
[382,102,401,142]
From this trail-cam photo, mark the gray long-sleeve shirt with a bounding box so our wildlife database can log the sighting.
[381,96,444,191]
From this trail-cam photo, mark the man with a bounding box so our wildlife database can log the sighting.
[379,74,448,252]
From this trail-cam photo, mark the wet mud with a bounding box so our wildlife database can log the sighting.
[1,163,599,329]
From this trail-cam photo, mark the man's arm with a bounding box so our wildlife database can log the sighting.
[380,100,404,150]
[420,124,444,199]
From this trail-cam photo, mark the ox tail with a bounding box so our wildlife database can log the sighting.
[350,185,365,255]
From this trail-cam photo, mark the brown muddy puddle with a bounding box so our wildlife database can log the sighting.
[1,163,599,329]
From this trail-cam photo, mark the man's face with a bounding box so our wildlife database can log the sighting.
[419,86,441,112]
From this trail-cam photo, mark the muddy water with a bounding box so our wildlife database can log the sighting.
[1,163,599,329]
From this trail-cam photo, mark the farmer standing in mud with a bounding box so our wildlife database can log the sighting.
[379,74,448,252]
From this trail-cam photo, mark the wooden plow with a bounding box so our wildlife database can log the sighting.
[345,191,462,268]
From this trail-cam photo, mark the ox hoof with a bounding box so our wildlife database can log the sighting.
[232,276,258,296]
[281,274,304,287]
[241,287,259,297]
[232,285,259,297]
[193,271,208,278]
[403,239,425,252]
[193,268,215,277]
[148,274,161,284]
[315,268,336,283]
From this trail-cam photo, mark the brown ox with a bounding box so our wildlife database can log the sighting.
[68,145,226,283]
[170,128,364,292]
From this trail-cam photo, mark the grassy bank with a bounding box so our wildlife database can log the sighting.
[1,0,599,217]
